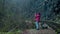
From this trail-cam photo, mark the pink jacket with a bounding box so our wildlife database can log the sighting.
[35,13,41,22]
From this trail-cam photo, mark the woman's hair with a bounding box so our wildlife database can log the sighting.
[35,12,41,15]
[38,13,41,15]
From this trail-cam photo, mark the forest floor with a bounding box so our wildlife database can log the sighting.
[1,24,57,34]
[22,25,56,34]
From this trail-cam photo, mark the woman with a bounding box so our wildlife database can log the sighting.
[35,13,41,30]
